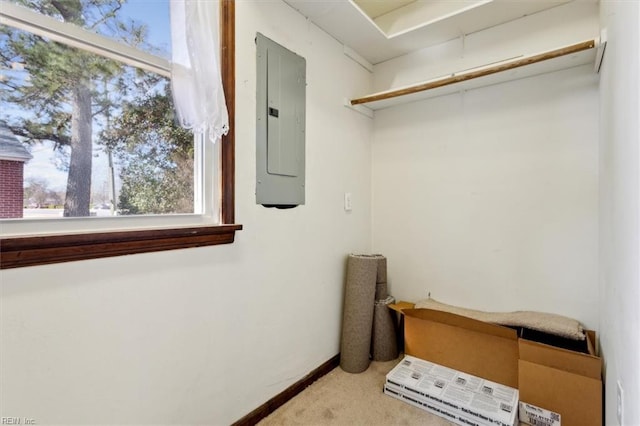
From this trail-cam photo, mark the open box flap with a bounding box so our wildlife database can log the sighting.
[403,308,518,341]
[388,301,415,313]
[519,337,601,379]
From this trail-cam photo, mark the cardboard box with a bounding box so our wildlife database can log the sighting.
[518,336,602,426]
[390,303,602,426]
[393,306,520,388]
[384,355,519,426]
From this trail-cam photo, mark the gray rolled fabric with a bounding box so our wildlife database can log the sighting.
[339,254,382,373]
[375,255,387,284]
[375,282,388,301]
[374,255,388,300]
[371,296,399,361]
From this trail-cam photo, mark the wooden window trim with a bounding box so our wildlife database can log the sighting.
[0,0,240,270]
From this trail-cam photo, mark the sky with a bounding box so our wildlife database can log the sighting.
[24,142,71,191]
[121,0,172,58]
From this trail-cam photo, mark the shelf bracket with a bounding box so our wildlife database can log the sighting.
[595,29,607,73]
[343,98,373,118]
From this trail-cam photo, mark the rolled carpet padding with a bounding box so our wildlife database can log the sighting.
[375,282,388,301]
[340,254,384,373]
[374,255,388,300]
[371,296,399,361]
[415,297,585,340]
[374,255,387,283]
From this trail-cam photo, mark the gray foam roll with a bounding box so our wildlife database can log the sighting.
[375,282,388,301]
[371,296,398,362]
[376,283,389,301]
[374,255,388,300]
[375,255,387,284]
[339,254,380,373]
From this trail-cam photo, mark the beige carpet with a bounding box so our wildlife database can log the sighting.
[258,357,454,426]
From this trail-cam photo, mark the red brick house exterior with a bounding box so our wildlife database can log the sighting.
[1,124,32,219]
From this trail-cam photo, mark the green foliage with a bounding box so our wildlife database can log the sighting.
[103,89,195,215]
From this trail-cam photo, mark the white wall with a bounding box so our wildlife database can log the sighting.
[0,1,373,424]
[370,0,600,330]
[372,64,600,328]
[598,1,640,425]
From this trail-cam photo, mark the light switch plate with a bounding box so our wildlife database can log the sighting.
[344,193,352,211]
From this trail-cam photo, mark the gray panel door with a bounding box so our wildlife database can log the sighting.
[256,33,306,206]
[267,47,300,177]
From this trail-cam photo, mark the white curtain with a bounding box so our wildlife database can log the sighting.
[170,0,228,143]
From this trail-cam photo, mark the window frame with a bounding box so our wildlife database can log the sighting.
[0,0,239,269]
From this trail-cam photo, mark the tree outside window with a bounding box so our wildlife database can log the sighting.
[0,0,197,219]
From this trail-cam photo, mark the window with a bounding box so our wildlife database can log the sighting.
[0,0,239,269]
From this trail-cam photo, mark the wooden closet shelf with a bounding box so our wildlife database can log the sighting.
[350,39,597,110]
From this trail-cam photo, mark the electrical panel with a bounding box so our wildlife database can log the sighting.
[256,33,306,208]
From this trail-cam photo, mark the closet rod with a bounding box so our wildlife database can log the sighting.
[350,39,596,106]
